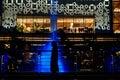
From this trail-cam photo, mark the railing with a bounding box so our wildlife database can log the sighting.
[0,33,120,73]
[0,33,120,42]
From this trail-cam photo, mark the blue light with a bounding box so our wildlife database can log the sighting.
[36,42,66,73]
[3,53,9,63]
[111,47,114,51]
[34,0,68,73]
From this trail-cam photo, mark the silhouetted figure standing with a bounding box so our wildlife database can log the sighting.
[50,41,59,79]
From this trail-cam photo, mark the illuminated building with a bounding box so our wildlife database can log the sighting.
[0,0,120,76]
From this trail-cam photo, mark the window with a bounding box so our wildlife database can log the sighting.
[17,16,51,33]
[57,17,95,33]
[113,0,120,33]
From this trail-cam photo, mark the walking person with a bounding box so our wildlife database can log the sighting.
[50,41,59,80]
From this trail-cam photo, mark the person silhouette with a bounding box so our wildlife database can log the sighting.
[50,41,59,79]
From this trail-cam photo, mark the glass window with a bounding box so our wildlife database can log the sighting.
[57,17,95,33]
[17,16,51,33]
[113,1,120,33]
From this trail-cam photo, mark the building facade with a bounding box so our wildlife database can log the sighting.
[0,0,119,33]
[0,0,120,73]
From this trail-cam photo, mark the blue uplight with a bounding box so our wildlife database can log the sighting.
[35,0,68,73]
[36,42,66,73]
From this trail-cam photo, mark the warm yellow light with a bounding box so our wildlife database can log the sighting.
[114,8,120,12]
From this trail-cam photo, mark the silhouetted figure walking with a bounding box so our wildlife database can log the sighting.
[50,41,59,80]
